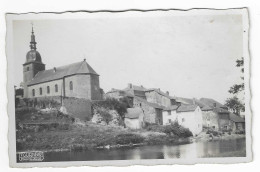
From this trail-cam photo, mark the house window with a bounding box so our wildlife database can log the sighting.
[207,117,210,121]
[168,111,171,115]
[55,84,58,92]
[70,81,73,90]
[212,126,215,129]
[32,89,35,97]
[182,118,185,122]
[47,86,50,94]
[27,67,29,71]
[39,87,42,95]
[168,119,172,123]
[198,124,200,128]
[224,126,228,130]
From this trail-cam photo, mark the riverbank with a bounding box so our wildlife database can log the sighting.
[16,107,194,152]
[15,107,245,153]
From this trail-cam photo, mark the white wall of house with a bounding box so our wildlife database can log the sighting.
[163,110,178,125]
[125,118,141,129]
[162,106,203,135]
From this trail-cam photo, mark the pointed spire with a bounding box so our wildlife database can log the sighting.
[30,22,37,50]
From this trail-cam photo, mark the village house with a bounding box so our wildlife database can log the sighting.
[133,96,164,125]
[23,27,103,100]
[200,98,245,132]
[145,88,177,107]
[124,83,147,99]
[105,88,164,125]
[229,113,245,132]
[162,104,203,135]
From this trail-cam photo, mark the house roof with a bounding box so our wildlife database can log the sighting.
[124,85,147,91]
[164,105,179,111]
[201,105,213,111]
[145,88,175,99]
[176,104,198,112]
[213,107,230,114]
[200,98,227,109]
[134,96,164,109]
[125,107,143,119]
[28,60,98,86]
[229,113,245,123]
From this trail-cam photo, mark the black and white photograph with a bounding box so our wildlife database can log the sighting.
[5,8,251,167]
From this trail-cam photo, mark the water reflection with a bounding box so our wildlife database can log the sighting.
[31,138,246,162]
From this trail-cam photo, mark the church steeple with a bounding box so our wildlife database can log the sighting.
[30,24,37,50]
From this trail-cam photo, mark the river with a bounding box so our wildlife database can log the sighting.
[37,138,245,162]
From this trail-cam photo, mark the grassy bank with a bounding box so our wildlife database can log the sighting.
[16,107,194,152]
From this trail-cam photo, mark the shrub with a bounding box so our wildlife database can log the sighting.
[98,109,113,125]
[145,122,193,138]
[206,128,222,136]
[93,98,129,122]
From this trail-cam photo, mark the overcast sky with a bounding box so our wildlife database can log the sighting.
[12,12,243,103]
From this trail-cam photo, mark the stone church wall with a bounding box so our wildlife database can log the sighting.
[28,79,63,98]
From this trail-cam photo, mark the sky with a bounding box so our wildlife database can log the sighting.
[12,13,244,104]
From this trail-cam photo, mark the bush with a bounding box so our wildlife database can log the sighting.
[206,129,222,136]
[97,109,113,124]
[92,98,128,119]
[145,122,193,138]
[115,133,144,145]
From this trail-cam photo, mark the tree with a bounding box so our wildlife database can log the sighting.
[228,57,244,94]
[225,96,245,116]
[226,57,245,115]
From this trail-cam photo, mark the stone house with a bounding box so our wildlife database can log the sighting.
[229,113,245,132]
[124,107,145,129]
[23,27,103,100]
[200,98,237,131]
[145,88,177,107]
[162,104,203,135]
[133,96,164,125]
[124,83,147,99]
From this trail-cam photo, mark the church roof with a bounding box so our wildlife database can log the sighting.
[28,60,98,86]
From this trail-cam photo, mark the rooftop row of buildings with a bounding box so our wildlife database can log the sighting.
[105,84,245,135]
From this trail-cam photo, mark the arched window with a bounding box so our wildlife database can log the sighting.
[69,81,73,90]
[39,87,42,95]
[47,86,50,94]
[55,84,58,92]
[32,89,35,97]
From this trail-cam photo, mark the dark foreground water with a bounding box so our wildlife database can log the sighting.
[18,138,246,162]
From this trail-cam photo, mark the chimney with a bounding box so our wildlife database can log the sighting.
[213,103,217,108]
[166,91,169,95]
[53,67,56,73]
[128,83,132,89]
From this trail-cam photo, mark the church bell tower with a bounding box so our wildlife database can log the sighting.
[23,25,45,98]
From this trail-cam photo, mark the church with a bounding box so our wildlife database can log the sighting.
[23,27,103,100]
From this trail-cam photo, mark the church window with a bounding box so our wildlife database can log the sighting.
[32,89,35,97]
[47,86,50,94]
[39,87,42,95]
[70,81,73,90]
[55,84,58,92]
